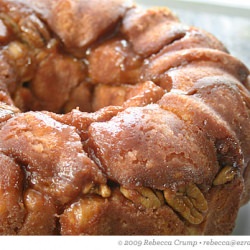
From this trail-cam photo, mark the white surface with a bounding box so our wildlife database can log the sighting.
[137,0,250,235]
[137,0,250,17]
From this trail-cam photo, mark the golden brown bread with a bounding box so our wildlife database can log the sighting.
[0,0,249,235]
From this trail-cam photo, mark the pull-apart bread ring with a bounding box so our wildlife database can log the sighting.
[0,0,249,235]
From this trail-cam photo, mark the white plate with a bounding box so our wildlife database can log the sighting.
[137,0,250,235]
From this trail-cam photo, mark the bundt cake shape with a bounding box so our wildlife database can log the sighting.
[0,0,249,235]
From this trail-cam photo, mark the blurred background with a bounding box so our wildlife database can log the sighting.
[137,0,250,235]
[137,0,250,69]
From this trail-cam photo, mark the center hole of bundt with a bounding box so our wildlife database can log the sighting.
[13,78,94,114]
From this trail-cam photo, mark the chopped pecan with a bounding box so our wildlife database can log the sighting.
[19,14,51,48]
[6,41,35,82]
[164,183,208,224]
[213,166,237,186]
[82,183,111,198]
[98,184,112,198]
[120,186,164,209]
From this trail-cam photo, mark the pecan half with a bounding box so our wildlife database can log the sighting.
[164,183,208,224]
[120,186,164,209]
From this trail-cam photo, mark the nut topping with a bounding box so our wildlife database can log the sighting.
[164,183,208,224]
[19,14,51,48]
[82,183,111,198]
[120,186,164,209]
[213,166,237,186]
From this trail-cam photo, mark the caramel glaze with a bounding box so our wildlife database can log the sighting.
[0,0,249,235]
